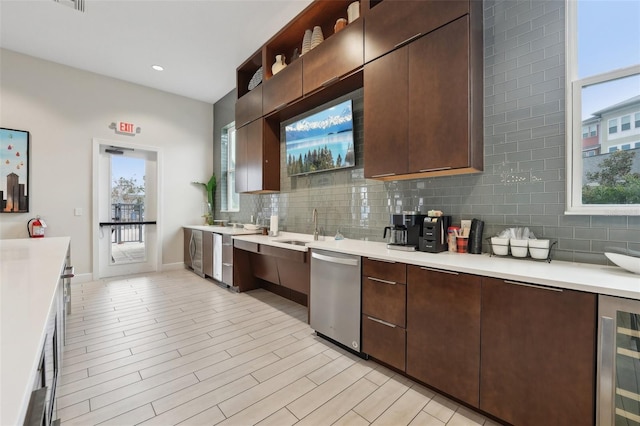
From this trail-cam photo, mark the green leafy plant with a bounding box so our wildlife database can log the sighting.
[582,150,640,204]
[192,174,216,224]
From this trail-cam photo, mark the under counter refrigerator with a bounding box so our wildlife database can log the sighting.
[598,295,640,426]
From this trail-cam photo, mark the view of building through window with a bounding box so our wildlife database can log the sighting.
[571,0,640,209]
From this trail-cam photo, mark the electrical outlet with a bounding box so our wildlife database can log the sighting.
[74,208,83,216]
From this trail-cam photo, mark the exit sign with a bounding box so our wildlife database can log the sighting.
[118,121,136,135]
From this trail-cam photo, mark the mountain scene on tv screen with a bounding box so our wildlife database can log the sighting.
[286,101,355,176]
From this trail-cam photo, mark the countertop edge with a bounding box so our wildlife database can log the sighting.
[232,233,640,300]
[1,236,71,426]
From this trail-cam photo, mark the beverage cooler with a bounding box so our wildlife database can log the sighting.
[598,295,640,426]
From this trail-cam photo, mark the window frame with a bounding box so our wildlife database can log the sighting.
[220,122,239,213]
[565,0,640,215]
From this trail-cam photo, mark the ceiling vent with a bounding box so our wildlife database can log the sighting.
[53,0,85,13]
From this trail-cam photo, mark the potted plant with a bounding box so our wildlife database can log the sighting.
[192,174,216,225]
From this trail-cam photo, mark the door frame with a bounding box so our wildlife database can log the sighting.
[92,138,163,280]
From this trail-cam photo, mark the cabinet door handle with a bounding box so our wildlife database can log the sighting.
[274,102,288,111]
[367,316,397,328]
[222,263,233,267]
[366,257,396,264]
[367,277,397,285]
[222,243,233,246]
[321,76,340,87]
[371,172,396,178]
[418,166,452,173]
[503,280,563,292]
[420,266,459,275]
[61,266,75,279]
[394,32,423,49]
[598,315,615,426]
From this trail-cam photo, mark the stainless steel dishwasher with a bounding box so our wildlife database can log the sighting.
[310,249,362,353]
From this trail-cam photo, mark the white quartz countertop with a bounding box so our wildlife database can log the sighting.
[0,237,71,426]
[184,225,261,236]
[232,232,640,300]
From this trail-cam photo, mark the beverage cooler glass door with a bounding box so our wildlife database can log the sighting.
[598,295,640,426]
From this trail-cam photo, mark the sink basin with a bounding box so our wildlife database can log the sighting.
[274,240,309,246]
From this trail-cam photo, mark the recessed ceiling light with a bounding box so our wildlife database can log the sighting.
[151,65,164,71]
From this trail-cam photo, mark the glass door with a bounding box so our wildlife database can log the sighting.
[599,295,640,426]
[94,140,159,278]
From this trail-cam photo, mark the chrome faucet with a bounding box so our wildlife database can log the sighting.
[313,208,319,241]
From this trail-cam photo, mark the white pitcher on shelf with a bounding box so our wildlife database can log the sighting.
[271,54,286,75]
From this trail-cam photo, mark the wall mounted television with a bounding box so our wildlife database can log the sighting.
[285,99,355,176]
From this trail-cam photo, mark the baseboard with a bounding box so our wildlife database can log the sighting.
[162,262,186,272]
[71,272,93,283]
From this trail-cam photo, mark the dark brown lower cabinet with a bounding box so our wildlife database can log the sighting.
[406,266,481,407]
[480,277,597,426]
[362,314,406,371]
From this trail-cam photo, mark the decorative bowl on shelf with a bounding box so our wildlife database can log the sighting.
[248,67,263,91]
[605,248,640,274]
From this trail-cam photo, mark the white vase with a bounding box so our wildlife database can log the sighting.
[310,26,324,50]
[347,1,360,23]
[301,29,312,56]
[271,55,287,76]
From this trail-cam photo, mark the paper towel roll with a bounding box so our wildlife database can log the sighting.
[270,215,278,235]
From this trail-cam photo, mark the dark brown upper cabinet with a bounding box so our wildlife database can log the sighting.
[364,8,483,180]
[364,0,469,63]
[302,19,364,95]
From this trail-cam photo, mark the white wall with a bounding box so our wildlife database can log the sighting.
[0,49,214,276]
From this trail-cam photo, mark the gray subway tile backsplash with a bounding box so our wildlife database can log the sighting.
[213,0,636,266]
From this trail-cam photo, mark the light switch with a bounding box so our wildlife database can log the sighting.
[74,208,83,216]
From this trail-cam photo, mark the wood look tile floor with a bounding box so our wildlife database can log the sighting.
[58,269,499,426]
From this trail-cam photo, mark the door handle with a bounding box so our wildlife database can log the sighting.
[598,315,615,426]
[311,252,359,266]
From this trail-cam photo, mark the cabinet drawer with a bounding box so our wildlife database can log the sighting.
[302,19,363,95]
[234,239,259,253]
[235,85,262,127]
[362,257,406,284]
[362,277,405,327]
[362,314,406,371]
[365,0,469,63]
[262,59,303,115]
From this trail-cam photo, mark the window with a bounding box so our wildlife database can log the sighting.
[566,0,640,214]
[582,124,598,138]
[220,122,239,212]
[621,115,631,131]
[636,142,640,149]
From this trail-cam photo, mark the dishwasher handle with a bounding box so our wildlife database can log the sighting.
[312,251,359,267]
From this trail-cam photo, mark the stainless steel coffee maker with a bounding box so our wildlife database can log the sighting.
[384,212,429,251]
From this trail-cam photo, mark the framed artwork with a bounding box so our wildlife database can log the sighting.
[0,127,30,213]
